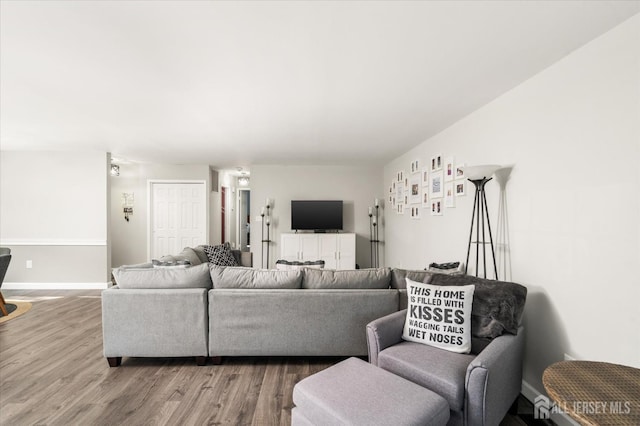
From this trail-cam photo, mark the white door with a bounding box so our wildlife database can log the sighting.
[150,182,207,259]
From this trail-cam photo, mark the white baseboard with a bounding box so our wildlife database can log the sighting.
[3,282,110,290]
[521,380,580,426]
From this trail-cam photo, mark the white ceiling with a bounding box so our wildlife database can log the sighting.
[1,1,638,169]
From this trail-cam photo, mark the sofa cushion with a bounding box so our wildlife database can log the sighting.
[390,269,434,289]
[402,279,475,354]
[302,268,391,289]
[112,263,212,289]
[204,244,238,266]
[378,340,475,411]
[210,266,302,289]
[429,274,527,338]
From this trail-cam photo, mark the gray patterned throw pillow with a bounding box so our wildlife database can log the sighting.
[204,244,238,266]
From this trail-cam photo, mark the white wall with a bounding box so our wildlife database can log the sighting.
[384,14,639,396]
[110,162,213,267]
[250,165,384,269]
[0,151,110,286]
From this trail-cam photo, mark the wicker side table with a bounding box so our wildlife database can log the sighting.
[543,360,640,425]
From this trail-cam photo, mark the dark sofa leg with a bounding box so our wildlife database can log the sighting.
[107,357,122,367]
[195,356,207,366]
[210,356,222,365]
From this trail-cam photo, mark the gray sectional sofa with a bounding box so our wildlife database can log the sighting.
[102,254,526,372]
[102,258,399,366]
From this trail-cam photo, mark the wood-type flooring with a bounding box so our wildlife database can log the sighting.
[0,290,546,425]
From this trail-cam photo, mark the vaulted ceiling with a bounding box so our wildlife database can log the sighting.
[1,1,638,169]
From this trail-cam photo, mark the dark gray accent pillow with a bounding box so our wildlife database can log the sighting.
[429,274,527,338]
[390,269,434,289]
[204,244,238,266]
[302,268,391,289]
[174,247,202,266]
[193,245,210,263]
[209,265,302,289]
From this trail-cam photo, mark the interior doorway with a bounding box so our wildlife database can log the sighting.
[148,180,207,259]
[237,189,250,251]
[221,186,226,243]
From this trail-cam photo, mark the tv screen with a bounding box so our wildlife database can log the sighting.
[291,200,343,231]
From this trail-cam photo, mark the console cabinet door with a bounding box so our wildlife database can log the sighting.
[280,234,301,261]
[336,233,356,269]
[299,234,319,261]
[318,234,338,269]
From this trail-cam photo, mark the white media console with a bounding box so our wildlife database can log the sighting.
[280,233,356,269]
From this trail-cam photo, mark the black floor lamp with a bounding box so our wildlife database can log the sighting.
[261,198,272,269]
[368,199,380,268]
[463,165,501,279]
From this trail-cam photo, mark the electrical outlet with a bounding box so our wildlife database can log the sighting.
[564,353,575,361]
[26,260,33,269]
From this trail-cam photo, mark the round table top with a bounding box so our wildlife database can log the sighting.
[543,360,640,426]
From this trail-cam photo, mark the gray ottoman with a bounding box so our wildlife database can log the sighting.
[292,357,450,426]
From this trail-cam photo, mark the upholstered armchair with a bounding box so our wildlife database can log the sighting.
[367,309,525,426]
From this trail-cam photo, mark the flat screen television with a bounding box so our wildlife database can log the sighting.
[291,200,343,232]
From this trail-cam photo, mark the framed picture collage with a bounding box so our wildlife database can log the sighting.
[388,155,467,218]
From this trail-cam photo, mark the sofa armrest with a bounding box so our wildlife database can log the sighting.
[366,309,407,366]
[102,287,209,358]
[465,326,525,426]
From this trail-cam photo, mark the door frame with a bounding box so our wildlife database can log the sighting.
[147,179,208,260]
[236,187,250,251]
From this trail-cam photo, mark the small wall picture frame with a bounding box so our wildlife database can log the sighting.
[430,154,442,172]
[410,159,420,174]
[397,203,405,215]
[410,175,421,204]
[444,182,455,208]
[455,180,466,197]
[430,171,443,198]
[421,168,429,186]
[430,198,443,216]
[455,163,466,180]
[421,187,429,208]
[396,181,405,205]
[444,157,455,182]
[411,206,421,219]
